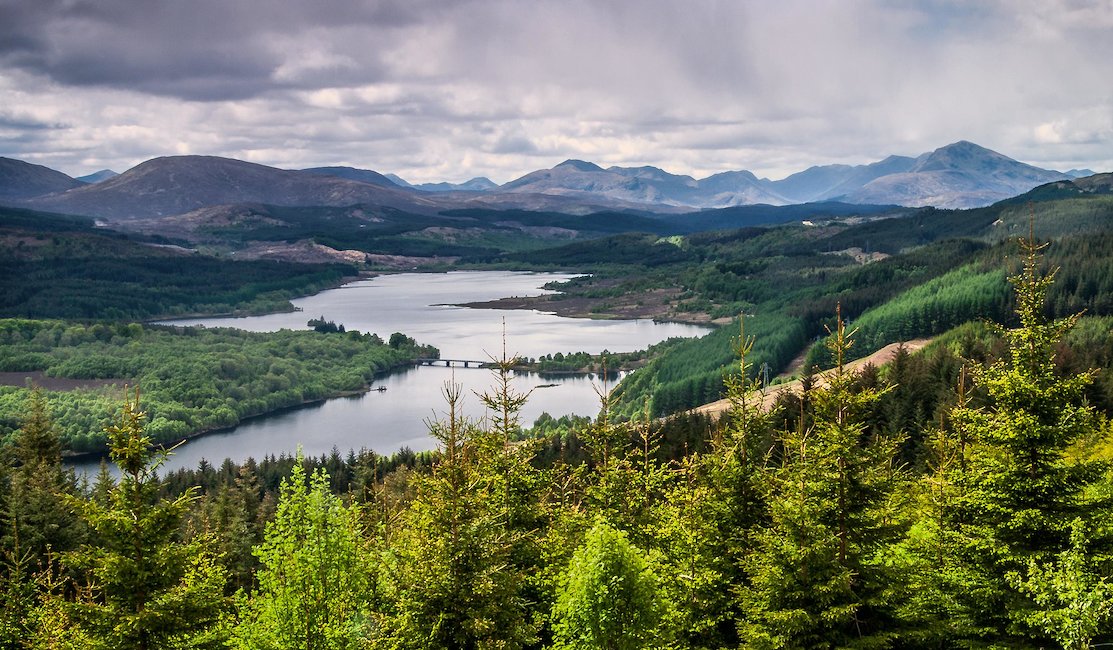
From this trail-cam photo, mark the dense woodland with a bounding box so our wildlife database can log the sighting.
[2,236,1113,648]
[0,321,437,452]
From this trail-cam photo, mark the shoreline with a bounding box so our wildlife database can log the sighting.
[455,294,727,327]
[142,271,370,323]
[61,384,378,463]
[137,266,722,329]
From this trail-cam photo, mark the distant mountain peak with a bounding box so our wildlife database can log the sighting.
[19,155,437,220]
[555,159,604,172]
[76,169,119,184]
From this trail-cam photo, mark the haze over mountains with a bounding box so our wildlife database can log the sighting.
[0,141,1099,223]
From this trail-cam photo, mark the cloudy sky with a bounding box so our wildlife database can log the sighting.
[1,0,1111,183]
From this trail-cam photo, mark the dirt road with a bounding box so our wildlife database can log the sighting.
[693,338,932,418]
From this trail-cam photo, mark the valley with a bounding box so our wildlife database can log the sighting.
[6,3,1113,645]
[1,147,1112,649]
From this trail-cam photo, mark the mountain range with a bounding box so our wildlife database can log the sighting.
[0,141,1099,222]
[493,141,1083,209]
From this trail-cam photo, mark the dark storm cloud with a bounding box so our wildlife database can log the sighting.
[0,0,436,100]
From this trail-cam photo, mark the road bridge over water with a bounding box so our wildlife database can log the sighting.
[414,358,491,369]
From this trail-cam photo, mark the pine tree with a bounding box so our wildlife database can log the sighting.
[658,319,771,648]
[379,381,537,649]
[895,368,985,646]
[2,390,84,562]
[56,390,230,649]
[0,389,85,649]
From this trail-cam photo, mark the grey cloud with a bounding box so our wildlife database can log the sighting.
[0,111,66,131]
[2,0,1111,180]
[0,0,442,100]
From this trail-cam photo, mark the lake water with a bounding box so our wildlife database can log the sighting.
[71,271,710,475]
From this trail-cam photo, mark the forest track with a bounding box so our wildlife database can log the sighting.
[693,338,933,418]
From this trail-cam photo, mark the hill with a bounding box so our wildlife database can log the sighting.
[19,156,443,221]
[501,159,789,207]
[387,173,498,192]
[300,166,399,188]
[0,142,1093,220]
[75,169,119,184]
[0,157,84,200]
[0,206,357,320]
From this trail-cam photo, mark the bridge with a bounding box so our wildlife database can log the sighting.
[414,358,491,369]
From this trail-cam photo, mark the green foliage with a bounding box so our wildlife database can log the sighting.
[807,265,1010,368]
[741,311,905,648]
[655,321,771,648]
[233,459,372,649]
[0,207,356,321]
[912,235,1111,646]
[0,189,1111,649]
[987,196,1113,243]
[0,390,86,648]
[618,311,808,416]
[378,382,539,649]
[1008,519,1113,649]
[0,319,433,451]
[551,520,668,650]
[57,391,230,649]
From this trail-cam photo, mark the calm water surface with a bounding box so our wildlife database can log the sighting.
[72,272,709,475]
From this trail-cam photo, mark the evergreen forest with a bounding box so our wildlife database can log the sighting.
[3,231,1113,648]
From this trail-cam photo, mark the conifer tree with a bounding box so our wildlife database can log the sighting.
[57,390,230,649]
[579,374,670,550]
[0,389,85,648]
[476,332,556,640]
[658,319,771,647]
[741,308,905,648]
[379,381,537,649]
[895,368,984,646]
[946,234,1110,645]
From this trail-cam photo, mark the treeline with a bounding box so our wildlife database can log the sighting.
[2,242,1112,648]
[0,206,358,320]
[512,338,688,375]
[0,320,437,452]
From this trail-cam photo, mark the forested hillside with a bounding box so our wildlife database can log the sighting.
[0,320,436,452]
[0,207,357,320]
[2,239,1112,648]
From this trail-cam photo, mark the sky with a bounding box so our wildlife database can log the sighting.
[1,0,1111,184]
